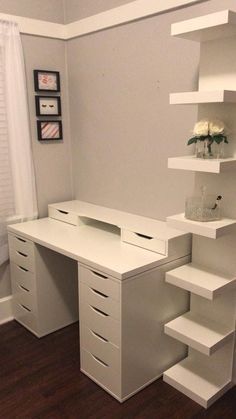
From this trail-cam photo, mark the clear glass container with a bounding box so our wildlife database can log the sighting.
[195,140,205,158]
[212,141,224,159]
[195,140,225,159]
[185,194,221,222]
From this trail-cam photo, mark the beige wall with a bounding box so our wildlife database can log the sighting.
[67,4,200,220]
[67,0,236,220]
[22,35,73,217]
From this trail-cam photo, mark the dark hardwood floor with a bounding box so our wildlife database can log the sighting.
[0,321,235,419]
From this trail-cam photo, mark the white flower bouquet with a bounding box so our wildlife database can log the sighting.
[187,119,228,158]
[187,119,228,147]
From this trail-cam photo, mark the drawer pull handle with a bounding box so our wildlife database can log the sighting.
[17,251,28,258]
[91,330,108,343]
[91,270,108,279]
[16,237,26,243]
[20,303,31,312]
[91,288,108,299]
[135,232,153,240]
[19,284,29,292]
[57,210,69,215]
[91,354,108,368]
[18,266,29,272]
[91,305,108,317]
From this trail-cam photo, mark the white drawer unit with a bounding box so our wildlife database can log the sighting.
[80,325,120,371]
[12,300,37,331]
[48,205,79,226]
[80,281,120,320]
[10,263,35,293]
[79,265,120,301]
[11,280,36,312]
[9,232,79,337]
[8,233,34,257]
[80,301,120,347]
[79,258,189,402]
[8,233,35,272]
[81,348,121,398]
[121,229,166,255]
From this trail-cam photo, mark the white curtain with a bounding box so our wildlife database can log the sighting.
[0,20,38,266]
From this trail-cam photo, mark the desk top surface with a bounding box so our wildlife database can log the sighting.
[8,217,171,280]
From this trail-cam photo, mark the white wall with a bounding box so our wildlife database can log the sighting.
[67,0,236,220]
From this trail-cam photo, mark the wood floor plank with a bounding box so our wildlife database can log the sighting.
[0,321,235,419]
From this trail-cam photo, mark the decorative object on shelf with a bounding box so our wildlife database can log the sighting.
[34,70,60,92]
[37,120,62,141]
[187,119,228,159]
[185,186,222,222]
[35,96,61,116]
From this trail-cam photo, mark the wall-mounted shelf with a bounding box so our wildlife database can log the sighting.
[168,156,236,173]
[171,9,236,42]
[170,90,236,105]
[165,9,236,409]
[167,213,236,239]
[165,263,236,300]
[165,312,234,355]
[163,356,232,408]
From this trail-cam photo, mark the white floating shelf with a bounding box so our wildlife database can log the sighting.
[165,311,234,356]
[168,156,236,173]
[165,263,236,300]
[170,90,236,105]
[167,213,236,239]
[171,9,236,42]
[163,357,232,408]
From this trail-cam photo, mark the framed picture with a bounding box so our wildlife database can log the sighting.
[35,96,61,116]
[37,120,63,141]
[34,70,60,92]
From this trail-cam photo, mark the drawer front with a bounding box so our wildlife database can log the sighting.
[80,282,120,320]
[80,326,120,371]
[9,246,35,273]
[48,206,78,226]
[121,229,166,255]
[12,300,37,332]
[8,234,34,258]
[79,265,120,302]
[10,263,36,292]
[12,280,36,312]
[81,348,121,398]
[80,302,120,347]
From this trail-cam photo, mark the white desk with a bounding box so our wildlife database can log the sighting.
[8,201,191,402]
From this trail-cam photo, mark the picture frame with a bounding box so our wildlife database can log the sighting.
[35,96,61,116]
[37,120,63,141]
[34,70,60,92]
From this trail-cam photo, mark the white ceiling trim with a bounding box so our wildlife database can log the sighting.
[0,0,205,40]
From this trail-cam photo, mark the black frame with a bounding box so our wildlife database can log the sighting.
[34,70,60,92]
[35,95,61,116]
[37,120,63,141]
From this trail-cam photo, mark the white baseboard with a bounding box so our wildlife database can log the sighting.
[0,295,13,325]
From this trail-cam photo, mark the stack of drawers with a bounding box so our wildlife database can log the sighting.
[8,233,37,333]
[9,232,79,338]
[79,265,122,399]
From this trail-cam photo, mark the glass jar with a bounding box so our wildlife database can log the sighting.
[185,194,221,221]
[212,141,224,159]
[195,140,205,158]
[203,138,213,159]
